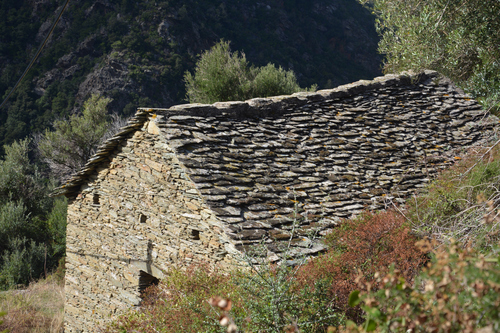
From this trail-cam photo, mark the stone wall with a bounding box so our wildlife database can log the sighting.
[59,70,498,332]
[64,126,239,332]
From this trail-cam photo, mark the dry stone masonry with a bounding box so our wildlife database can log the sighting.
[56,70,498,332]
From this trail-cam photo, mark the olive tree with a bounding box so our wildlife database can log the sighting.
[184,40,315,104]
[37,94,128,180]
[360,0,500,112]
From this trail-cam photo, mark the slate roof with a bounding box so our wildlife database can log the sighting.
[55,70,497,256]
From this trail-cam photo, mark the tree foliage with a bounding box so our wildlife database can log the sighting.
[361,0,500,111]
[0,139,52,218]
[184,41,251,103]
[0,139,66,290]
[184,40,316,104]
[38,94,112,180]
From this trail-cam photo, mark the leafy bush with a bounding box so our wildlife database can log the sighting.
[0,139,52,218]
[249,63,316,99]
[232,259,342,332]
[184,40,251,104]
[296,211,427,324]
[0,139,66,290]
[343,240,500,332]
[184,40,315,104]
[0,238,46,290]
[108,259,344,333]
[108,265,243,333]
[37,94,112,181]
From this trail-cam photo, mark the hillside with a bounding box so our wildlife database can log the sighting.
[0,0,381,153]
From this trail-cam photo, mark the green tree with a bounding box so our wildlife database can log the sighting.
[38,94,112,180]
[360,0,500,112]
[0,139,51,218]
[0,139,67,290]
[249,63,311,99]
[184,40,251,103]
[184,40,315,104]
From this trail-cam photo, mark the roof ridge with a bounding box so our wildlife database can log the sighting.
[51,70,442,197]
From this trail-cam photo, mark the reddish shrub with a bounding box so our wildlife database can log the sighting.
[296,210,427,323]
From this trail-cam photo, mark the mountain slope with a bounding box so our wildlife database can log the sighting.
[0,0,381,153]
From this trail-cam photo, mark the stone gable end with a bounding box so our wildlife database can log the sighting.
[56,71,498,332]
[64,127,237,331]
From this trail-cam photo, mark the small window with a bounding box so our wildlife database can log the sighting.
[139,270,159,294]
[140,214,147,223]
[93,194,100,205]
[191,229,200,240]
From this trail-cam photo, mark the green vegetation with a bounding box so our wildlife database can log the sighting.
[407,146,500,252]
[0,0,380,155]
[107,211,424,332]
[0,139,66,290]
[338,144,500,332]
[108,259,343,332]
[0,91,119,291]
[2,1,500,331]
[360,0,500,113]
[185,40,316,103]
[0,312,6,333]
[345,241,500,332]
[38,94,114,180]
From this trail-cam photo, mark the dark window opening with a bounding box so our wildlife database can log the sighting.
[140,214,147,223]
[139,270,160,295]
[191,229,200,240]
[93,194,100,205]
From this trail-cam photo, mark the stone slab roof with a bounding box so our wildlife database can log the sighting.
[55,70,497,255]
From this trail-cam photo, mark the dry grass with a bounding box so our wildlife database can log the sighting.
[405,140,500,250]
[0,277,64,333]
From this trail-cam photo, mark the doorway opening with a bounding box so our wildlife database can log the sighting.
[139,270,160,295]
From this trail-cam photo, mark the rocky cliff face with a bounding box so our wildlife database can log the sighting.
[0,0,381,149]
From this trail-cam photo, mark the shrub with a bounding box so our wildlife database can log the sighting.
[0,139,66,290]
[184,40,315,104]
[109,259,345,333]
[0,237,47,290]
[296,211,427,323]
[249,63,315,99]
[107,265,242,333]
[184,40,251,104]
[343,240,500,332]
[232,259,342,332]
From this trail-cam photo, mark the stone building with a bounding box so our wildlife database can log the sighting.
[55,71,497,332]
